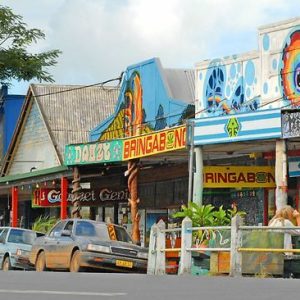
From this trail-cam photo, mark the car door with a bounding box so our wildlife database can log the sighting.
[56,220,75,268]
[44,221,66,268]
[0,228,9,267]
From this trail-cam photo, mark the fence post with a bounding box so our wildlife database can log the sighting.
[155,219,166,275]
[230,215,243,277]
[178,217,192,275]
[147,223,158,275]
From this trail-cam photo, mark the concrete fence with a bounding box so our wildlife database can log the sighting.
[147,215,300,276]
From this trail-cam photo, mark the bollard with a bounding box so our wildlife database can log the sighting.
[229,215,243,277]
[147,223,158,275]
[178,217,192,275]
[155,219,166,275]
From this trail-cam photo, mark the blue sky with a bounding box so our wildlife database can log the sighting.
[2,0,300,95]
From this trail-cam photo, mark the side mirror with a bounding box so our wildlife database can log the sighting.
[61,229,72,237]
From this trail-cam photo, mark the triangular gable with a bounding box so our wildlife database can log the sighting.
[90,58,194,141]
[2,90,61,176]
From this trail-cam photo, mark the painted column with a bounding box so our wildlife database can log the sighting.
[193,146,203,206]
[60,177,68,220]
[275,139,288,209]
[125,159,141,244]
[71,166,82,218]
[11,186,18,227]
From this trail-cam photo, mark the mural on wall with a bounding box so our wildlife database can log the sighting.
[280,29,300,106]
[99,71,152,141]
[200,58,260,116]
[92,58,191,142]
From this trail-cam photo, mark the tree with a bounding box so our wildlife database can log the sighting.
[0,5,61,85]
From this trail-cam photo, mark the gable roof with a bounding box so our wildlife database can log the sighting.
[1,83,119,176]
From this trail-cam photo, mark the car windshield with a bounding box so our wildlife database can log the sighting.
[114,225,132,243]
[75,221,110,240]
[74,221,132,243]
[7,229,36,245]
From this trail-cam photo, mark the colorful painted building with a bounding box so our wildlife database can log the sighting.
[192,18,300,224]
[64,58,194,245]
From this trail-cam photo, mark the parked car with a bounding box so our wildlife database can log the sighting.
[0,227,44,271]
[29,219,148,273]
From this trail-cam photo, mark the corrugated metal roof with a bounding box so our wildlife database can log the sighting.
[163,68,195,104]
[30,84,119,160]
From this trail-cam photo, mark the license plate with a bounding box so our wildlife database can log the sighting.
[116,260,133,268]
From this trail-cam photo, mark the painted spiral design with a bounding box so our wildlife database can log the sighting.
[281,30,300,105]
[71,174,82,218]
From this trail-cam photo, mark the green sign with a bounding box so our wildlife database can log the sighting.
[226,117,241,137]
[65,140,123,165]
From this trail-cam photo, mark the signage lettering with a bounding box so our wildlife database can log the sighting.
[65,140,122,166]
[32,188,129,207]
[203,166,276,188]
[123,125,186,160]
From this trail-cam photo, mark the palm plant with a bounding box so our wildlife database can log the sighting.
[32,215,58,233]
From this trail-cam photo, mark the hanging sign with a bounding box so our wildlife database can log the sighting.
[32,188,129,207]
[282,110,300,138]
[203,166,276,188]
[288,157,300,177]
[64,140,123,166]
[123,125,186,160]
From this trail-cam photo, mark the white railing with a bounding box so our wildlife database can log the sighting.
[147,215,300,277]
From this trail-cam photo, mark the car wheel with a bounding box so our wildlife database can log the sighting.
[36,251,47,272]
[2,256,12,271]
[70,250,82,272]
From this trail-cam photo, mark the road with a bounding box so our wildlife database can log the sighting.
[0,271,299,300]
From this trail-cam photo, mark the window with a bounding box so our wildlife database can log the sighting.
[114,226,132,243]
[64,221,74,232]
[0,228,9,243]
[75,221,96,237]
[49,221,66,237]
[8,229,36,245]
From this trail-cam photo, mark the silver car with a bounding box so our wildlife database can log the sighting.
[29,219,148,272]
[0,227,43,271]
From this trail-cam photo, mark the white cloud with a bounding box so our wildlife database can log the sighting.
[1,0,300,93]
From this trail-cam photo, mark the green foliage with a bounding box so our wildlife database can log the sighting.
[173,202,246,227]
[173,202,246,244]
[32,215,58,234]
[0,5,61,84]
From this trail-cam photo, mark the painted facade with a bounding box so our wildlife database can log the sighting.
[90,58,194,141]
[195,18,300,118]
[0,86,24,159]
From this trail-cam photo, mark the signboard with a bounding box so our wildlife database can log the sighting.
[32,188,129,207]
[282,110,300,138]
[203,166,276,188]
[64,125,186,165]
[123,126,186,160]
[64,140,123,166]
[288,157,300,177]
[193,109,282,145]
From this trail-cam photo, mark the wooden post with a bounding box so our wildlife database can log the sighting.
[147,223,158,275]
[178,217,192,275]
[60,177,68,220]
[230,215,243,277]
[154,219,166,275]
[71,166,82,218]
[11,186,18,227]
[275,139,288,209]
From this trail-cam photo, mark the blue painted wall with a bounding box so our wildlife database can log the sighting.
[90,58,193,141]
[0,85,25,156]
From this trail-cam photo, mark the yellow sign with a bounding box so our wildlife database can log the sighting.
[203,166,276,188]
[122,125,186,160]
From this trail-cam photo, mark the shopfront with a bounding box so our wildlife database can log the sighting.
[64,125,189,246]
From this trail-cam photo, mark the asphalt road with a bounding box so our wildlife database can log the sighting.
[0,271,299,300]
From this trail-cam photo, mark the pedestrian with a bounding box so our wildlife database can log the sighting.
[268,205,300,253]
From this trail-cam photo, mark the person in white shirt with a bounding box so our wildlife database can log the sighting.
[268,205,300,253]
